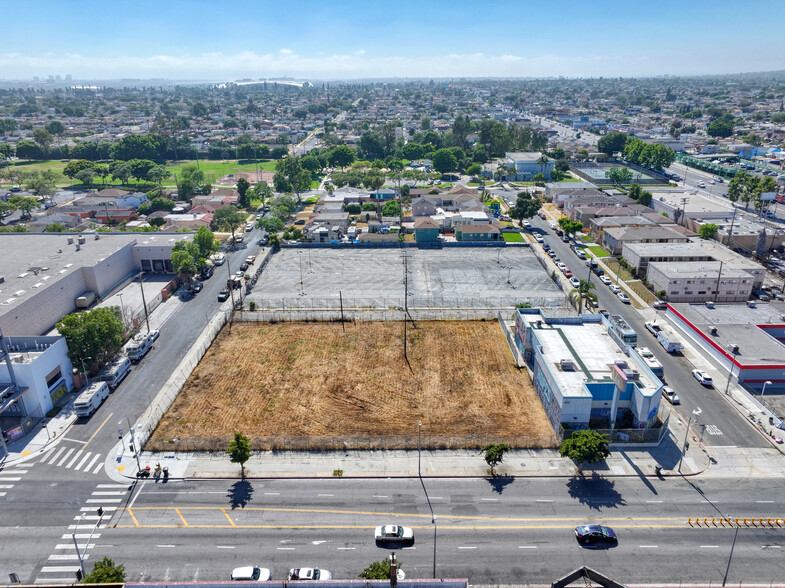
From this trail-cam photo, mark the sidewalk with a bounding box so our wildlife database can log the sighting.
[0,398,77,467]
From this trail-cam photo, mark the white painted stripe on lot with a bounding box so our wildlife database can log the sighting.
[83,454,101,473]
[401,546,416,550]
[337,547,356,550]
[317,493,334,497]
[74,452,92,471]
[458,546,477,550]
[47,447,66,464]
[91,491,126,496]
[372,495,388,498]
[639,545,659,548]
[92,463,103,474]
[700,545,719,548]
[85,498,122,503]
[535,499,553,503]
[481,498,498,501]
[0,484,14,488]
[518,546,537,549]
[757,500,774,503]
[96,484,129,489]
[0,491,6,496]
[277,547,295,550]
[81,506,115,511]
[264,492,280,496]
[48,554,84,561]
[55,544,95,550]
[430,497,443,499]
[645,500,663,503]
[40,567,81,573]
[65,450,82,469]
[157,545,175,548]
[56,448,75,467]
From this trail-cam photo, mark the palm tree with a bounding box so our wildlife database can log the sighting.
[569,279,597,314]
[536,154,550,179]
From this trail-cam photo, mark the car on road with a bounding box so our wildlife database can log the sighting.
[548,250,556,258]
[190,281,203,293]
[569,277,581,288]
[245,223,254,232]
[375,524,414,543]
[534,234,544,243]
[662,386,680,405]
[599,275,611,285]
[575,524,617,545]
[200,266,214,280]
[549,222,557,230]
[696,180,706,188]
[617,292,630,303]
[542,242,550,251]
[592,267,604,276]
[692,369,713,386]
[231,566,271,581]
[217,289,230,302]
[288,568,332,581]
[563,268,573,278]
[239,262,249,271]
[652,300,667,310]
[609,284,621,294]
[556,262,566,270]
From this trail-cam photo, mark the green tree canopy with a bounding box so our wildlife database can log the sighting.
[510,191,540,222]
[211,205,247,243]
[236,177,251,207]
[359,558,399,580]
[81,556,126,584]
[381,199,402,217]
[431,148,458,174]
[597,131,628,157]
[481,442,510,476]
[559,429,610,468]
[56,306,124,373]
[698,223,719,240]
[8,194,40,218]
[605,166,633,187]
[227,432,252,477]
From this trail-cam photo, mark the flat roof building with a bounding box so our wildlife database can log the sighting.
[648,261,755,303]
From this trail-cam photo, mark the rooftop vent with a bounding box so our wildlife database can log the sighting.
[559,359,575,371]
[94,233,99,240]
[728,343,740,354]
[709,326,718,335]
[77,236,86,244]
[67,237,73,244]
[705,301,715,309]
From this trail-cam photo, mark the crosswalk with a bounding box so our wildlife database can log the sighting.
[38,445,104,475]
[0,466,30,497]
[35,483,131,584]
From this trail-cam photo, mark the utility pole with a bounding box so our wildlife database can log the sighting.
[713,260,723,302]
[724,208,738,247]
[138,272,150,333]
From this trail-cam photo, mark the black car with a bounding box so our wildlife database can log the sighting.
[200,267,214,280]
[592,267,604,276]
[239,262,249,271]
[575,525,617,545]
[217,289,230,302]
[190,281,203,293]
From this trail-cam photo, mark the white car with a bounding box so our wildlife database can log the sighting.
[288,568,332,581]
[617,292,630,303]
[569,277,581,288]
[599,276,612,285]
[231,567,271,581]
[662,386,680,405]
[609,284,621,294]
[245,223,254,232]
[375,524,414,543]
[556,262,567,270]
[692,369,713,386]
[534,234,544,243]
[549,222,557,230]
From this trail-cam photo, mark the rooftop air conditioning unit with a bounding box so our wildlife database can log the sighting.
[559,359,575,371]
[729,343,740,354]
[77,236,86,244]
[67,237,74,244]
[94,234,99,240]
[748,300,756,308]
[75,244,80,251]
[709,326,718,335]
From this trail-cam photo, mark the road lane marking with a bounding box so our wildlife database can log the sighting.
[62,534,100,539]
[535,500,553,503]
[56,448,75,467]
[645,500,663,503]
[81,506,115,512]
[317,494,334,497]
[0,469,28,474]
[55,544,94,550]
[481,498,499,501]
[0,484,14,488]
[0,477,21,481]
[337,547,356,550]
[277,547,296,550]
[65,451,82,469]
[127,509,139,527]
[217,546,235,549]
[157,544,175,548]
[74,516,101,521]
[175,508,189,526]
[264,492,280,496]
[757,501,774,503]
[97,484,129,489]
[74,452,92,471]
[222,508,236,527]
[85,498,122,503]
[48,554,83,561]
[0,492,6,496]
[639,545,658,548]
[458,546,477,550]
[372,495,388,498]
[92,463,103,474]
[91,491,126,496]
[80,412,113,451]
[46,447,66,464]
[518,546,537,549]
[431,497,443,499]
[84,453,101,473]
[700,545,719,548]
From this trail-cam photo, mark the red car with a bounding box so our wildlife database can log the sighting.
[563,269,573,278]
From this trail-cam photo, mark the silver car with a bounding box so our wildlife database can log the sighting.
[375,524,414,543]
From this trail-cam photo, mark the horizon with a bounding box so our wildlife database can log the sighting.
[2,0,784,80]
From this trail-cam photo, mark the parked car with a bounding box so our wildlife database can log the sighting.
[617,292,630,303]
[190,281,203,293]
[652,300,667,310]
[593,267,604,276]
[556,262,567,270]
[200,266,214,280]
[287,569,332,581]
[563,269,573,278]
[609,284,621,294]
[599,276,612,285]
[231,567,271,582]
[239,262,249,271]
[217,289,230,302]
[692,369,713,386]
[245,223,254,232]
[374,524,414,543]
[575,525,617,545]
[534,234,544,243]
[662,386,680,405]
[569,277,581,288]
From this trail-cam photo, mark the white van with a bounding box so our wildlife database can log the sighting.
[96,356,131,390]
[74,382,110,417]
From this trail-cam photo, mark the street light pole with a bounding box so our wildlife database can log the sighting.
[722,524,740,586]
[138,272,150,333]
[418,420,422,477]
[760,380,773,399]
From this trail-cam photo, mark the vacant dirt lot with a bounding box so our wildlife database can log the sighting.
[149,320,556,450]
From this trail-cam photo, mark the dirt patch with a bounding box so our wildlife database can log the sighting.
[148,321,556,450]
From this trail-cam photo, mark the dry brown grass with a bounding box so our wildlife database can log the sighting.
[149,321,556,449]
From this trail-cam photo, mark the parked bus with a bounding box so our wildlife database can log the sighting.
[74,382,110,418]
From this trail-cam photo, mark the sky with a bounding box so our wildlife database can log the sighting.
[2,0,784,81]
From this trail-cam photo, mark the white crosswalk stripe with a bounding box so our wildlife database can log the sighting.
[35,445,105,474]
[46,447,66,464]
[56,448,75,467]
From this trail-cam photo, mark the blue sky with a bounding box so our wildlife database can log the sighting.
[2,0,784,80]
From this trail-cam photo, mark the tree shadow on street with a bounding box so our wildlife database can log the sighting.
[566,472,625,510]
[486,474,515,494]
[227,479,254,510]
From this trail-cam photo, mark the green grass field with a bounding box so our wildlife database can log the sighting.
[502,232,524,242]
[586,245,609,258]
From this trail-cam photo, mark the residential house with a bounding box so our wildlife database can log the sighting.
[589,216,658,239]
[414,217,440,243]
[602,225,689,255]
[455,224,501,242]
[501,152,554,181]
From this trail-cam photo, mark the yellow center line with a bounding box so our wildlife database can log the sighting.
[175,508,189,527]
[112,523,692,530]
[81,412,113,451]
[221,508,236,527]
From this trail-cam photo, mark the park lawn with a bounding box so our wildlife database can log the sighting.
[586,245,609,258]
[502,232,524,242]
[166,159,277,179]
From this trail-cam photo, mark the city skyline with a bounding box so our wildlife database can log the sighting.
[2,0,784,80]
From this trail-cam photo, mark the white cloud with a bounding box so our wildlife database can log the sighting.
[0,49,779,80]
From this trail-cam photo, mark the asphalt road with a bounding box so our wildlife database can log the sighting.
[528,215,766,449]
[5,476,783,585]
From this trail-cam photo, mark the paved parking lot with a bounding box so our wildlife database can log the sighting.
[250,247,565,308]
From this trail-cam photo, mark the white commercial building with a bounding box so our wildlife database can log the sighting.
[647,262,756,303]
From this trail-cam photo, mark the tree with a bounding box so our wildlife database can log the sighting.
[64,160,96,180]
[109,161,132,185]
[171,241,199,285]
[236,177,251,207]
[8,194,40,218]
[698,223,719,240]
[227,432,252,477]
[707,120,734,138]
[559,429,610,472]
[33,128,53,153]
[510,191,540,222]
[569,279,597,314]
[81,556,126,584]
[252,180,273,203]
[292,169,312,201]
[147,165,171,187]
[193,225,219,260]
[44,222,68,232]
[360,558,399,580]
[597,131,628,157]
[605,166,633,187]
[75,168,96,186]
[628,183,642,202]
[536,153,551,178]
[259,216,285,233]
[44,120,66,136]
[15,139,42,160]
[558,217,583,240]
[211,205,247,243]
[466,163,482,176]
[431,148,458,174]
[638,190,653,207]
[0,142,13,160]
[381,200,401,217]
[56,307,124,373]
[481,443,510,476]
[26,169,59,204]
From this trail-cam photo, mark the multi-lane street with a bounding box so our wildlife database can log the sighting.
[3,475,784,585]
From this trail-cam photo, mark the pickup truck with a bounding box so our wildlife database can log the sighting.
[645,322,662,336]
